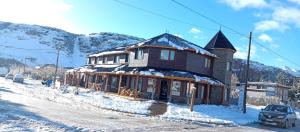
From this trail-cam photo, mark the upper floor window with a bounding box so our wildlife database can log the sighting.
[88,57,91,64]
[102,56,108,64]
[160,49,175,60]
[114,55,120,63]
[204,58,211,68]
[94,57,98,64]
[134,48,143,60]
[226,62,232,71]
[125,54,128,62]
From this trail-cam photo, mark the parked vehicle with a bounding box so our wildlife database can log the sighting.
[258,104,297,128]
[5,74,14,80]
[13,74,24,83]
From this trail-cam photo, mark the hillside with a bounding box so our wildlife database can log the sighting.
[0,21,144,67]
[233,58,298,85]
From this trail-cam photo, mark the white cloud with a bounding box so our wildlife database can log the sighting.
[234,45,257,59]
[0,0,79,33]
[254,20,288,32]
[288,0,300,5]
[272,7,300,28]
[189,27,202,34]
[258,33,273,43]
[276,58,283,62]
[220,0,268,10]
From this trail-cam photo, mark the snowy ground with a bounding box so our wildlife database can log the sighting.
[1,78,299,131]
[161,103,264,125]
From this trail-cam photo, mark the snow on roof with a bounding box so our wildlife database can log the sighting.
[193,75,223,86]
[66,67,96,73]
[130,33,217,58]
[89,50,125,57]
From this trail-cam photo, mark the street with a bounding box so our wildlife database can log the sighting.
[0,78,299,131]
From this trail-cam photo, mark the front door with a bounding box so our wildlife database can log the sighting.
[159,80,168,101]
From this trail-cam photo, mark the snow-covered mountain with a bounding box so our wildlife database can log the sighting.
[282,66,300,77]
[233,58,299,84]
[0,21,144,67]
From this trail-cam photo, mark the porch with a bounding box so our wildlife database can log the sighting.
[65,69,225,105]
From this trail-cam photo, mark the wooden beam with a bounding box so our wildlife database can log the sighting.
[134,75,139,99]
[168,79,173,102]
[190,84,196,112]
[85,74,89,88]
[104,75,109,92]
[206,85,210,104]
[118,75,123,95]
[187,81,191,105]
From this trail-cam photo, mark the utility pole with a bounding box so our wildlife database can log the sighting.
[243,32,252,113]
[53,48,60,88]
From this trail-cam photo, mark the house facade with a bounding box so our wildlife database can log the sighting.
[65,31,236,105]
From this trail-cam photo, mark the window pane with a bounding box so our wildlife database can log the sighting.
[172,81,181,96]
[160,49,169,60]
[170,50,175,60]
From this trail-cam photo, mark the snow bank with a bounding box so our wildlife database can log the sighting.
[161,103,264,125]
[0,79,153,115]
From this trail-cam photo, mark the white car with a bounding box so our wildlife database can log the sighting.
[13,74,24,83]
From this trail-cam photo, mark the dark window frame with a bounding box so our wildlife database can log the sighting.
[160,49,175,61]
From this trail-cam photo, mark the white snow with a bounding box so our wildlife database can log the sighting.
[193,75,223,85]
[0,78,152,115]
[158,37,185,50]
[161,103,264,125]
[88,50,125,57]
[94,64,121,68]
[139,69,164,77]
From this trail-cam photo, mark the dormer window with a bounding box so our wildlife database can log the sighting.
[134,48,143,60]
[160,49,175,60]
[103,56,107,64]
[114,55,120,63]
[205,58,211,68]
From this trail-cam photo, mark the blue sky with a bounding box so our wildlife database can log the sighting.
[0,0,299,70]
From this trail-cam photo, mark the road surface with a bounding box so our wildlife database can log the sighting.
[0,78,299,131]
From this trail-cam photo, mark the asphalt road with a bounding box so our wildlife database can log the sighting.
[0,78,299,131]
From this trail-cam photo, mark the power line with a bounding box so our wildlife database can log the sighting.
[112,0,218,31]
[170,0,300,68]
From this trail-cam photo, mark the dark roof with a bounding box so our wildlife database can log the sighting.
[88,46,127,56]
[205,31,236,51]
[88,64,223,85]
[131,33,217,57]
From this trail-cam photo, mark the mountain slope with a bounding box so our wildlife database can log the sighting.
[0,21,144,67]
[233,58,298,85]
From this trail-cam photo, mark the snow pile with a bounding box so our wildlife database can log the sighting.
[193,75,223,86]
[89,50,125,57]
[139,69,164,77]
[161,103,264,125]
[0,79,153,115]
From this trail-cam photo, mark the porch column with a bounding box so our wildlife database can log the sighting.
[221,86,225,104]
[104,74,109,92]
[186,81,191,105]
[85,73,89,88]
[63,73,67,85]
[118,75,123,95]
[134,75,139,99]
[168,79,173,102]
[206,85,210,104]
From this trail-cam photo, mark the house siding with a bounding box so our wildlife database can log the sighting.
[186,52,213,76]
[128,48,149,67]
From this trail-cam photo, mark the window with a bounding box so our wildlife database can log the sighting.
[94,57,98,64]
[160,49,175,60]
[171,81,181,96]
[110,77,118,90]
[226,62,231,71]
[114,55,120,63]
[134,48,143,59]
[147,78,156,93]
[205,58,211,68]
[88,58,91,64]
[103,56,107,64]
[138,77,143,92]
[125,54,128,62]
[98,57,102,64]
[90,57,95,64]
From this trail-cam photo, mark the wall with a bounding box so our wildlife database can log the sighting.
[186,52,213,76]
[128,48,149,67]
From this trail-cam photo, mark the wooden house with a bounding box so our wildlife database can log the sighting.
[65,31,236,105]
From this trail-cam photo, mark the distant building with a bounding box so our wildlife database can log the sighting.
[65,31,236,105]
[239,82,291,105]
